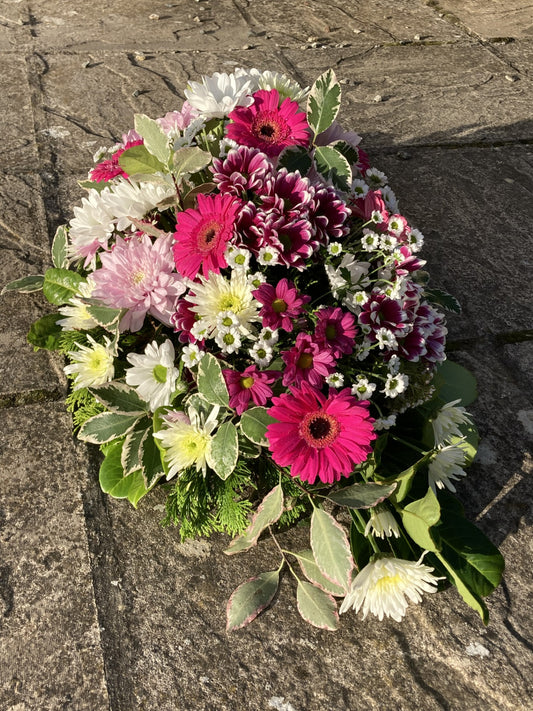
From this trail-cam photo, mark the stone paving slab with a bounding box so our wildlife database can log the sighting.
[0,403,109,711]
[0,56,39,173]
[431,0,533,41]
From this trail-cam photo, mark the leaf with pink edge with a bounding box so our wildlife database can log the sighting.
[224,484,284,555]
[296,580,338,631]
[310,508,353,592]
[226,570,280,631]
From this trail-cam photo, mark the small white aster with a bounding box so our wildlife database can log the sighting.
[215,326,242,354]
[380,233,398,252]
[351,376,377,400]
[381,185,399,213]
[248,271,267,289]
[375,328,398,350]
[64,335,115,390]
[216,310,240,330]
[250,340,273,367]
[383,373,409,398]
[371,210,385,224]
[351,179,369,199]
[327,242,343,256]
[181,343,204,369]
[407,228,424,252]
[259,327,279,345]
[365,167,388,188]
[326,372,345,388]
[257,246,280,266]
[190,318,211,342]
[361,230,380,252]
[225,245,251,272]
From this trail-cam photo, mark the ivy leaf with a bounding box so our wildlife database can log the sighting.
[27,313,63,350]
[134,113,171,165]
[307,69,341,138]
[296,580,338,631]
[206,420,239,480]
[310,508,353,592]
[197,353,229,408]
[90,382,148,415]
[425,287,461,314]
[51,225,69,269]
[239,406,275,447]
[42,268,83,305]
[173,146,212,180]
[224,484,283,555]
[328,482,397,509]
[2,274,44,295]
[226,570,280,631]
[314,146,352,191]
[296,549,346,597]
[118,144,166,176]
[78,412,142,444]
[400,487,441,552]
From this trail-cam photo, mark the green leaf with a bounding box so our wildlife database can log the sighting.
[197,353,229,407]
[328,482,397,509]
[2,274,44,295]
[425,287,461,314]
[434,551,489,624]
[183,182,216,209]
[206,420,238,480]
[122,419,151,475]
[118,144,166,176]
[51,225,69,269]
[433,360,478,407]
[278,145,313,174]
[78,412,142,444]
[173,146,212,180]
[239,406,275,447]
[349,520,372,570]
[27,313,63,350]
[224,483,283,555]
[238,434,261,458]
[78,180,108,193]
[99,439,148,508]
[42,268,83,305]
[134,113,171,165]
[314,146,352,191]
[226,570,280,631]
[310,508,353,592]
[307,69,341,137]
[90,382,148,414]
[296,580,338,631]
[296,550,346,597]
[84,303,124,330]
[141,429,165,488]
[400,487,441,552]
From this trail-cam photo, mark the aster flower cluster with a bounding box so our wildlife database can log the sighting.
[4,68,503,633]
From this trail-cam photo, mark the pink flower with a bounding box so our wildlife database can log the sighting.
[170,297,201,344]
[157,102,199,135]
[281,333,336,388]
[92,233,186,332]
[89,139,144,183]
[351,189,389,229]
[227,89,310,157]
[173,193,242,279]
[253,278,309,332]
[266,382,376,485]
[308,182,351,245]
[314,307,357,358]
[359,292,409,338]
[223,365,278,415]
[211,146,273,197]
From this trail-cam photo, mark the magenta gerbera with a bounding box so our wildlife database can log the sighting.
[281,332,336,388]
[266,383,376,485]
[173,193,242,279]
[227,89,310,157]
[253,278,310,332]
[223,365,279,415]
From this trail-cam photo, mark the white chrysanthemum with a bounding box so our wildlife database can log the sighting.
[68,188,115,267]
[428,442,468,493]
[351,179,369,199]
[351,376,376,401]
[383,373,409,398]
[246,68,308,102]
[187,270,260,338]
[249,340,273,368]
[64,335,115,390]
[365,167,388,188]
[57,278,99,331]
[339,554,440,622]
[184,71,254,118]
[100,178,175,232]
[431,399,472,445]
[153,405,219,479]
[365,505,401,539]
[125,340,180,411]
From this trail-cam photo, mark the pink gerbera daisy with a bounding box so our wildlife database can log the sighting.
[281,332,336,388]
[173,193,242,279]
[227,89,310,157]
[266,383,376,485]
[253,278,310,332]
[222,365,279,415]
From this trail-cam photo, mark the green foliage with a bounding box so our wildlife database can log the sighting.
[65,387,106,431]
[27,313,63,350]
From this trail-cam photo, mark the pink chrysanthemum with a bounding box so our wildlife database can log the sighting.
[222,365,278,415]
[314,307,357,358]
[253,278,309,332]
[281,332,336,388]
[173,193,242,279]
[227,89,310,157]
[89,139,144,183]
[359,292,409,337]
[258,168,314,216]
[211,146,273,197]
[266,382,376,485]
[91,233,186,332]
[157,101,199,135]
[309,182,351,245]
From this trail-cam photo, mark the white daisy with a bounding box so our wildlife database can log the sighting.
[214,326,242,354]
[64,335,115,390]
[339,554,441,622]
[351,375,376,400]
[259,327,279,345]
[249,340,273,368]
[257,246,280,266]
[351,179,369,199]
[407,228,424,252]
[381,185,399,213]
[181,343,204,369]
[125,340,180,411]
[375,328,398,350]
[326,372,344,388]
[364,505,401,539]
[383,373,409,398]
[184,71,254,118]
[327,241,343,257]
[365,167,388,188]
[428,442,468,493]
[247,271,267,290]
[225,246,251,272]
[431,400,472,445]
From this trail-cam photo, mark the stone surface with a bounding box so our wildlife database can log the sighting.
[431,0,533,41]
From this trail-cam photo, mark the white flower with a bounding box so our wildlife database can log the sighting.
[381,185,399,213]
[257,246,280,266]
[64,335,115,390]
[383,373,409,398]
[214,326,242,354]
[364,505,400,539]
[327,241,343,256]
[387,355,401,375]
[218,137,239,158]
[247,271,267,290]
[431,400,472,445]
[125,340,180,411]
[356,339,372,361]
[184,71,254,118]
[428,442,468,493]
[408,228,424,252]
[181,343,204,369]
[250,340,273,367]
[361,230,380,252]
[216,310,240,330]
[339,554,441,622]
[371,210,385,224]
[246,68,308,102]
[57,278,99,331]
[68,188,115,266]
[325,254,370,298]
[365,167,388,188]
[351,179,369,199]
[172,116,206,150]
[351,376,376,400]
[259,327,279,345]
[326,372,344,388]
[100,178,175,232]
[380,233,398,252]
[374,414,397,431]
[190,318,210,342]
[225,246,250,272]
[375,328,398,350]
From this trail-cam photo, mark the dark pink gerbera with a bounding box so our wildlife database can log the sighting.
[89,139,144,183]
[227,89,310,157]
[223,365,279,415]
[253,278,310,332]
[173,193,242,279]
[266,382,376,485]
[314,307,357,358]
[281,333,336,388]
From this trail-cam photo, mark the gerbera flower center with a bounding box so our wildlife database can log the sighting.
[251,111,290,144]
[272,298,288,313]
[240,376,255,389]
[197,219,222,251]
[299,411,340,449]
[297,353,313,370]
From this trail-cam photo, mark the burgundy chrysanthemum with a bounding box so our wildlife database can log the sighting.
[266,382,376,485]
[253,278,309,332]
[222,365,278,415]
[314,306,357,358]
[308,182,351,246]
[211,146,273,197]
[173,193,242,279]
[281,332,336,388]
[359,292,409,337]
[89,139,144,183]
[227,89,310,157]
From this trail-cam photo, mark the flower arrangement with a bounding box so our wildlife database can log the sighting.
[3,68,504,631]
